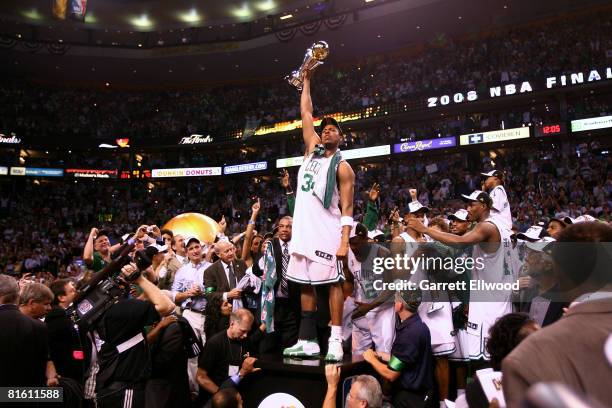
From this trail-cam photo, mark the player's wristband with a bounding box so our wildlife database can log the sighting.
[340,216,353,227]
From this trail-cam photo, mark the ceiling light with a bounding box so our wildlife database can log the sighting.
[255,0,276,11]
[231,4,252,19]
[131,14,153,28]
[280,14,293,20]
[138,43,142,47]
[178,8,202,23]
[365,0,375,3]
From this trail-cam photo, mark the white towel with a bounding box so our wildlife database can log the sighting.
[232,268,262,310]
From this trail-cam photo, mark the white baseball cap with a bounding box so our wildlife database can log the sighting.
[448,209,469,222]
[461,190,493,207]
[516,225,547,242]
[151,243,169,253]
[524,236,556,252]
[367,229,385,240]
[405,200,429,214]
[184,236,201,247]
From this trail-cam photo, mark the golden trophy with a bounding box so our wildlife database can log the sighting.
[285,41,330,90]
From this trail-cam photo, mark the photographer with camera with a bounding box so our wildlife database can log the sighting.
[95,261,174,408]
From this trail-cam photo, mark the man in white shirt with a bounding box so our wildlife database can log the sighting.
[171,235,211,393]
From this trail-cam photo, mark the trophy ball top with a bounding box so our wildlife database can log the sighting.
[312,41,330,60]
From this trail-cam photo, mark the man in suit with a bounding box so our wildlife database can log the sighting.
[253,216,301,353]
[204,240,248,305]
[0,275,51,387]
[503,222,612,408]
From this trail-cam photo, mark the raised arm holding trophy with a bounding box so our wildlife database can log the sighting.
[285,41,330,91]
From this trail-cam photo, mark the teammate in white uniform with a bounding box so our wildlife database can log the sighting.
[408,191,515,362]
[390,193,430,261]
[481,170,512,231]
[345,223,395,355]
[283,71,355,361]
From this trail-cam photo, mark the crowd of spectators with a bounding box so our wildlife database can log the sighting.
[1,138,610,279]
[1,13,611,144]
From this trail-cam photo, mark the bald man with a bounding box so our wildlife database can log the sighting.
[204,241,248,305]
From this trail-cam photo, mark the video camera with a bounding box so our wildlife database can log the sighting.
[67,237,164,328]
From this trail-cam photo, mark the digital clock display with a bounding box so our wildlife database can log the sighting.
[535,123,566,137]
[543,125,561,134]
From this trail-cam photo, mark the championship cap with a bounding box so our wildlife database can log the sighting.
[448,209,469,222]
[461,190,493,208]
[404,200,430,214]
[564,214,597,224]
[481,170,504,180]
[524,237,556,253]
[367,229,385,240]
[516,225,548,242]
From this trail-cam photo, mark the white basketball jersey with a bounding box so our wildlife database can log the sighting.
[347,245,381,303]
[489,185,512,231]
[399,232,420,258]
[467,217,514,358]
[290,152,342,267]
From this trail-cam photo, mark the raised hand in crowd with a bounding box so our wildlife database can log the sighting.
[219,216,227,235]
[368,182,380,202]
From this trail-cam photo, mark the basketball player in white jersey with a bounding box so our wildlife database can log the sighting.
[390,189,429,247]
[345,223,395,355]
[407,191,514,362]
[283,71,355,361]
[481,170,512,231]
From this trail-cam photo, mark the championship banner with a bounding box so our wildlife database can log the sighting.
[427,65,612,108]
[65,169,118,179]
[10,167,64,177]
[571,115,612,132]
[223,161,268,175]
[151,167,222,178]
[459,127,530,146]
[394,137,456,153]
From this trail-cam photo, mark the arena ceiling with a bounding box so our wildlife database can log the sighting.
[0,0,610,86]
